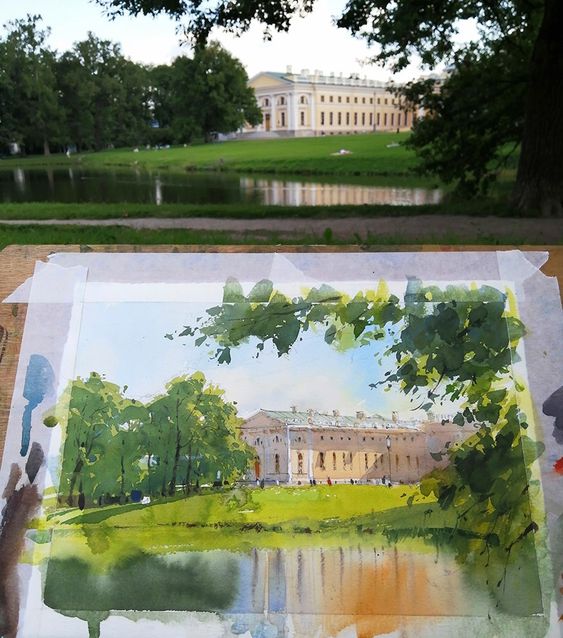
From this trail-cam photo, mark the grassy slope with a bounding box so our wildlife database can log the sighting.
[38,485,451,564]
[56,484,429,528]
[1,133,418,176]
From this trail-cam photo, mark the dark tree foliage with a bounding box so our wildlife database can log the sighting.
[0,18,260,154]
[96,0,563,214]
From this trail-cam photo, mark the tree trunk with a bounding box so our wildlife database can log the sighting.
[43,139,50,156]
[67,458,84,507]
[512,0,563,216]
[168,399,182,496]
[184,443,193,495]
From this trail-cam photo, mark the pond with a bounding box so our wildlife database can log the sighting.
[0,168,443,207]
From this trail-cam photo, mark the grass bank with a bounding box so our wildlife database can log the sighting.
[1,224,550,249]
[0,133,418,176]
[0,197,534,221]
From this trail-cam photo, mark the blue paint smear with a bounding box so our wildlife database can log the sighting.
[20,354,55,456]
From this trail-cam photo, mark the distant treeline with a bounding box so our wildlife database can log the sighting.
[46,372,253,508]
[0,15,262,156]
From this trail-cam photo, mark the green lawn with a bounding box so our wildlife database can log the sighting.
[0,224,546,249]
[1,133,419,176]
[55,484,430,528]
[0,196,532,222]
[35,485,453,565]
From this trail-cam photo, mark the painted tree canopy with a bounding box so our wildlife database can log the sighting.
[96,0,563,214]
[44,371,252,507]
[181,277,542,577]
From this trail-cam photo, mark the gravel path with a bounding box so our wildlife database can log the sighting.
[0,215,561,242]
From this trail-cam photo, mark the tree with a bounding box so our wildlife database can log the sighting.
[46,373,126,507]
[57,33,151,151]
[0,15,65,154]
[149,43,261,143]
[96,0,563,215]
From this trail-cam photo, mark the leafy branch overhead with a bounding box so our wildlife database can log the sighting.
[182,276,541,575]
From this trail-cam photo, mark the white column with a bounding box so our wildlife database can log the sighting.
[288,92,296,133]
[310,92,317,134]
[286,423,292,483]
[272,98,277,131]
[307,428,314,480]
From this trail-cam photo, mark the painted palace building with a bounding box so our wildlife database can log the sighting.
[244,67,417,137]
[241,408,468,485]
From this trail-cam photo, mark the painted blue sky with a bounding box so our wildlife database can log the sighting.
[73,300,422,419]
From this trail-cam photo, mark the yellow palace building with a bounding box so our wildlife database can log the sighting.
[245,67,416,137]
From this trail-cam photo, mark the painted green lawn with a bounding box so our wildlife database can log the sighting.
[54,484,431,528]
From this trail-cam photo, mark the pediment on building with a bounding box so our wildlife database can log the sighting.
[248,72,291,91]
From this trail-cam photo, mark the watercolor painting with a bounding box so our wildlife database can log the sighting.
[0,251,561,638]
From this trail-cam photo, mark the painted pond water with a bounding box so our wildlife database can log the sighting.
[27,540,544,638]
[0,168,443,206]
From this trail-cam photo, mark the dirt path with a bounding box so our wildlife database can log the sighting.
[0,215,561,242]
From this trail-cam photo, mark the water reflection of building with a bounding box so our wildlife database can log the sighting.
[239,177,443,206]
[241,408,467,484]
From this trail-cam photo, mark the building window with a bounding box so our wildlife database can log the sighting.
[377,113,380,126]
[263,98,270,107]
[281,112,286,127]
[329,96,333,103]
[395,454,399,469]
[329,112,333,125]
[391,113,394,126]
[377,98,381,105]
[279,96,286,105]
[407,455,411,468]
[349,452,353,467]
[337,112,342,125]
[346,112,350,125]
[364,453,368,470]
[275,453,280,473]
[362,97,366,104]
[338,96,342,103]
[300,95,307,104]
[300,111,305,126]
[321,112,325,125]
[354,113,358,125]
[319,452,325,470]
[297,453,304,474]
[416,457,420,470]
[346,96,350,103]
[361,113,365,126]
[370,97,373,104]
[342,452,347,468]
[369,113,373,126]
[333,452,337,470]
[384,113,387,126]
[320,95,325,102]
[354,97,358,103]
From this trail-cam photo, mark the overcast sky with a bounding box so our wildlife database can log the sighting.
[0,0,478,81]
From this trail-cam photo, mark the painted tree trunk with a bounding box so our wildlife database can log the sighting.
[67,458,84,507]
[513,0,563,216]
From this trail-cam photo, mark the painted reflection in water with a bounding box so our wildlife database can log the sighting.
[42,544,510,637]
